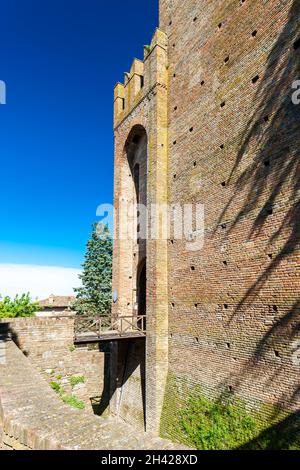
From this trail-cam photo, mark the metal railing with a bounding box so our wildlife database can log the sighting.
[74,314,146,338]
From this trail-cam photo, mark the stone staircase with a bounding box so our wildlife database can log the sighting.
[0,337,185,450]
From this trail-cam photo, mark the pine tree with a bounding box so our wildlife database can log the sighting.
[74,223,113,316]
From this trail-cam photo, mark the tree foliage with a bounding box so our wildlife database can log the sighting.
[0,293,39,318]
[73,223,113,316]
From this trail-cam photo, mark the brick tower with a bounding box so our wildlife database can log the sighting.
[112,0,300,442]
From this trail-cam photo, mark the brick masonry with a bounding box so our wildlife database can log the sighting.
[0,337,189,450]
[112,0,300,440]
[112,338,146,431]
[0,316,107,413]
[113,29,169,435]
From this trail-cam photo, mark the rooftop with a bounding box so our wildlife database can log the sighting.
[39,295,75,308]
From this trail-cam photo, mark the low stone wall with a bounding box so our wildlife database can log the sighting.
[0,431,30,450]
[0,316,107,413]
[0,338,187,450]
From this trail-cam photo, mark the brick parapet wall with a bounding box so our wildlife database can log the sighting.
[0,317,106,413]
[0,339,188,450]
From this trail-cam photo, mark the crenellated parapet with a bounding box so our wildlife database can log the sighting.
[114,28,168,128]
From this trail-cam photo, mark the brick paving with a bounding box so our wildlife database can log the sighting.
[0,338,187,450]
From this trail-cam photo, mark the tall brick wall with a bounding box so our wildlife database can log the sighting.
[112,0,300,442]
[159,0,300,441]
[0,317,107,413]
[113,29,169,434]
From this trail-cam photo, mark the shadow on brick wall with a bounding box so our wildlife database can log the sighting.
[240,408,300,450]
[94,338,146,428]
[214,0,300,446]
[0,322,24,353]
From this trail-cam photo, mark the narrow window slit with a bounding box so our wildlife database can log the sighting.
[293,38,300,50]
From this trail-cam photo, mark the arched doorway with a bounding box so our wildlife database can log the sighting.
[124,125,147,316]
[113,124,147,431]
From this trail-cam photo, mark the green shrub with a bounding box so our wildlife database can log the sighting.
[50,381,61,394]
[50,379,85,410]
[161,376,300,450]
[60,394,85,410]
[69,375,85,388]
[180,394,258,450]
[0,293,39,318]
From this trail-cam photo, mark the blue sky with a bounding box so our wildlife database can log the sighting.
[0,0,158,272]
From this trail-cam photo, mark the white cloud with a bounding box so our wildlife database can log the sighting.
[0,264,82,300]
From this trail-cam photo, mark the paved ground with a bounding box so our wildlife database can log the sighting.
[0,338,187,450]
